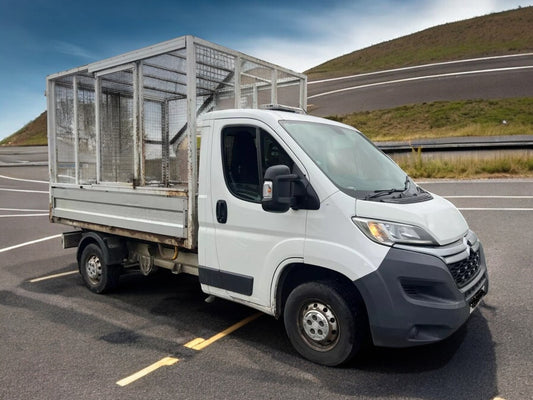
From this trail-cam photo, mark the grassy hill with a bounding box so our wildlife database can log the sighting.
[306,6,533,80]
[0,112,47,146]
[330,98,533,142]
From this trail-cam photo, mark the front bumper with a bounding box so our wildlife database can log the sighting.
[353,234,488,347]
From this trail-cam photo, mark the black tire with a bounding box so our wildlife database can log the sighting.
[283,281,368,366]
[79,243,120,294]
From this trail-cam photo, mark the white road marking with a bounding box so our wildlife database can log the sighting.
[308,53,533,84]
[0,188,48,194]
[418,179,533,184]
[458,208,533,211]
[308,66,533,99]
[0,174,48,184]
[29,270,78,283]
[0,234,61,254]
[445,195,533,199]
[0,214,49,218]
[0,208,48,212]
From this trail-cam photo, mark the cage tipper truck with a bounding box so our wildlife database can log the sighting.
[47,36,488,366]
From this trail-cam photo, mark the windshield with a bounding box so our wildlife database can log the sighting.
[280,120,413,200]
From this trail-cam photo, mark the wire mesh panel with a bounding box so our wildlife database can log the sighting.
[142,50,188,186]
[276,69,303,108]
[100,69,135,183]
[54,78,75,183]
[196,44,236,111]
[77,75,97,184]
[143,99,164,184]
[240,60,273,108]
[168,98,189,184]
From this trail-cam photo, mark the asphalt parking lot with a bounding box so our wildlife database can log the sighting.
[0,155,531,400]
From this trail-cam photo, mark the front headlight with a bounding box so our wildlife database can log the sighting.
[352,217,437,246]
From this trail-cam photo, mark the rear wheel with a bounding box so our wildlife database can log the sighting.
[79,243,120,294]
[284,281,368,366]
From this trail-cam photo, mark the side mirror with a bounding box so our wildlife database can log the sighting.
[262,165,298,212]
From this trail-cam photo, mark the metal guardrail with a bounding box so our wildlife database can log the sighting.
[376,135,533,153]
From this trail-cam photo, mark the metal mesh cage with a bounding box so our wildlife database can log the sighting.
[49,36,306,189]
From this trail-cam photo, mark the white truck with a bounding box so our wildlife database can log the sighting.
[47,36,488,366]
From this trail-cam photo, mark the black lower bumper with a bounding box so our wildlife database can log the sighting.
[353,244,488,347]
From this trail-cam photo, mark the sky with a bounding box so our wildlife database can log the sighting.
[0,0,530,140]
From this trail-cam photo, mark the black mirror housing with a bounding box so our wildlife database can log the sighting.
[262,165,298,212]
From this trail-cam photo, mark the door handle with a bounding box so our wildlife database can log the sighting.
[216,200,227,224]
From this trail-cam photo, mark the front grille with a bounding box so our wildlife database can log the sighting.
[447,249,481,288]
[464,272,488,304]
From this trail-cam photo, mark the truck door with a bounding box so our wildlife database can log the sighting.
[202,119,306,307]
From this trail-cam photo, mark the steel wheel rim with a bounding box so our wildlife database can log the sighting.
[86,255,102,285]
[298,301,340,351]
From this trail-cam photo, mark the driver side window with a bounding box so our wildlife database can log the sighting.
[222,126,293,203]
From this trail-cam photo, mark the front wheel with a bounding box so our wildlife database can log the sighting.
[79,243,120,294]
[283,281,368,366]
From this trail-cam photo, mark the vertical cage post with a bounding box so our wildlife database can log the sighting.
[72,76,80,185]
[95,76,102,183]
[300,77,307,111]
[234,56,241,108]
[271,69,278,105]
[133,62,140,185]
[46,79,57,185]
[252,83,258,108]
[162,100,170,186]
[186,36,198,248]
[137,62,146,186]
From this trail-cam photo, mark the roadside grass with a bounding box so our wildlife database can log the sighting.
[328,98,533,142]
[306,6,533,80]
[394,148,533,179]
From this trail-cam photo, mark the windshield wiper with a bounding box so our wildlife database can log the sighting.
[364,176,410,200]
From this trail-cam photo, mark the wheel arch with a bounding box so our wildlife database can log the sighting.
[76,231,127,267]
[274,262,368,319]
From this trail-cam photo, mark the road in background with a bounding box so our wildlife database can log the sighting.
[0,146,48,166]
[308,54,533,116]
[0,148,531,399]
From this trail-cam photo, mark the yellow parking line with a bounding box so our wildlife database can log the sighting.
[184,313,262,351]
[116,357,179,387]
[184,337,206,349]
[116,314,261,387]
[29,270,78,283]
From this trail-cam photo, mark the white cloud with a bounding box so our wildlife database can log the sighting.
[53,40,98,60]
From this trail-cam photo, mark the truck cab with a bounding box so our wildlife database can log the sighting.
[196,108,488,365]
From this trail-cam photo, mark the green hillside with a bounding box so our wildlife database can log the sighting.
[306,6,533,80]
[329,98,533,142]
[0,111,47,146]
